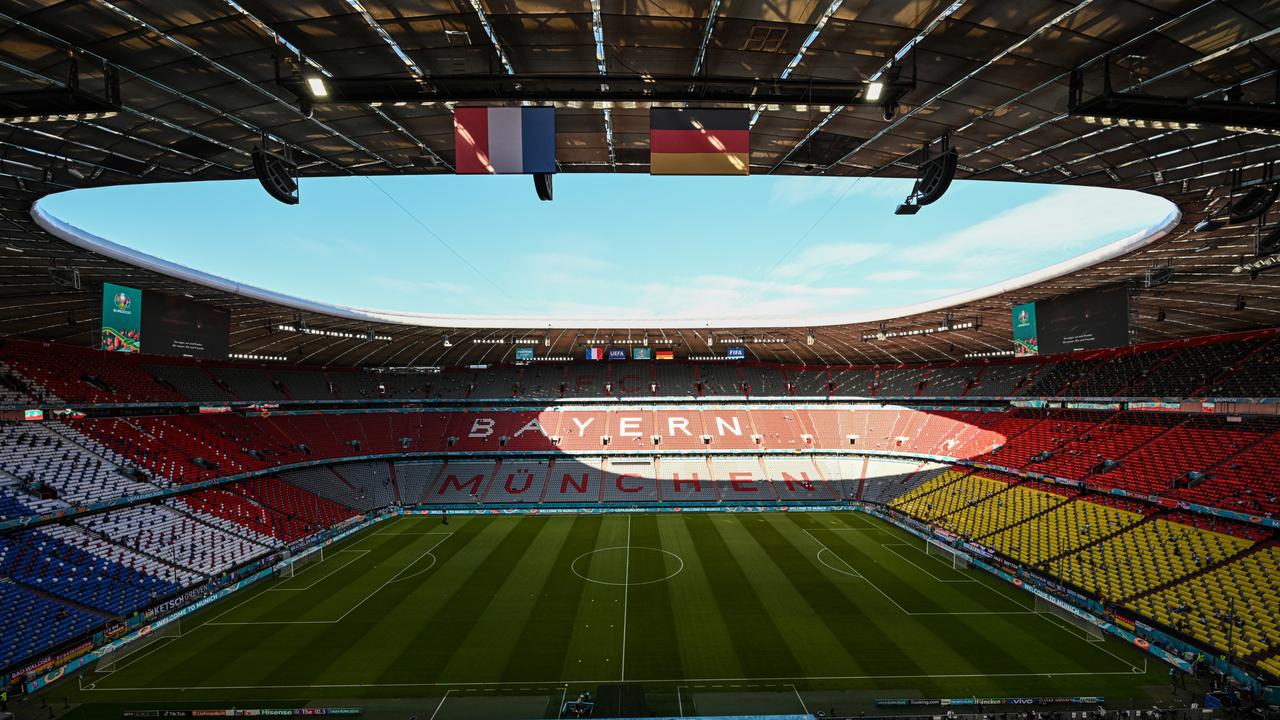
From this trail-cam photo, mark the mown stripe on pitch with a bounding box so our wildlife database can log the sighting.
[825,515,1119,675]
[806,519,1008,676]
[759,514,929,677]
[646,513,743,680]
[502,515,606,682]
[619,513,685,681]
[301,516,524,686]
[389,516,547,685]
[682,514,807,679]
[253,518,506,687]
[119,520,433,688]
[437,516,577,681]
[559,514,633,680]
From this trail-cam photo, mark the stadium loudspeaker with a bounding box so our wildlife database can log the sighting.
[252,145,300,205]
[913,149,958,206]
[897,134,958,214]
[534,172,553,201]
[1227,184,1279,224]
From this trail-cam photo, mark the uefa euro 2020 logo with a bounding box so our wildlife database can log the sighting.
[113,292,132,313]
[1016,308,1029,328]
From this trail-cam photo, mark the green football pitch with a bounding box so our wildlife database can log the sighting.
[52,511,1172,718]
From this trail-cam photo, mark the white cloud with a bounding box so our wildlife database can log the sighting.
[911,186,1172,279]
[773,242,886,280]
[366,275,472,295]
[539,272,866,321]
[866,269,921,283]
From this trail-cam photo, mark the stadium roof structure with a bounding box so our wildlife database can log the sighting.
[0,0,1278,368]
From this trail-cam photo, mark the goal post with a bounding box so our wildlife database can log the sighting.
[1035,595,1105,642]
[276,545,324,579]
[95,619,182,673]
[924,538,969,570]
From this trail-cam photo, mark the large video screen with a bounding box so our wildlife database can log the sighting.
[140,291,230,359]
[1037,284,1130,355]
[101,282,142,353]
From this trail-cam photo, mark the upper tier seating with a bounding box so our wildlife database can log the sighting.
[1210,339,1280,397]
[2,346,184,404]
[917,367,975,397]
[144,364,235,402]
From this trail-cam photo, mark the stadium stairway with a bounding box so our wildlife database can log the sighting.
[970,481,1076,542]
[74,516,210,582]
[1194,338,1276,397]
[1035,502,1161,567]
[1118,536,1266,606]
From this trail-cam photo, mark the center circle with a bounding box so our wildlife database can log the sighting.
[571,546,684,586]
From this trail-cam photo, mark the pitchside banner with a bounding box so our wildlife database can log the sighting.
[1012,302,1038,357]
[101,282,142,353]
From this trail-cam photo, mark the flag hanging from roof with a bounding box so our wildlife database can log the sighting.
[650,108,750,175]
[655,349,675,360]
[585,347,604,361]
[454,106,556,174]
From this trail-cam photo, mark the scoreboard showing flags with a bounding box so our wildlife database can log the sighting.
[454,106,556,174]
[650,108,750,175]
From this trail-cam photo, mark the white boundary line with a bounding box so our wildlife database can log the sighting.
[789,683,809,715]
[272,550,371,591]
[80,667,1151,693]
[620,513,631,682]
[878,542,976,583]
[428,688,453,720]
[206,533,453,626]
[91,634,179,678]
[806,528,1042,617]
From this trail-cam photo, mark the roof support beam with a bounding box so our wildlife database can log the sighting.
[224,0,452,170]
[949,2,1241,164]
[589,0,615,166]
[88,0,394,171]
[464,0,516,75]
[340,0,427,79]
[821,0,1096,173]
[690,0,722,78]
[768,0,967,172]
[749,0,846,127]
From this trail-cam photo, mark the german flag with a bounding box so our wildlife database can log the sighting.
[650,108,750,175]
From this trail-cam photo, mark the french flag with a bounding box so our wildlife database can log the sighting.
[585,347,603,361]
[454,107,556,174]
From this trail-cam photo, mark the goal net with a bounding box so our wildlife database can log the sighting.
[95,619,182,673]
[924,538,969,570]
[1036,595,1105,642]
[276,546,324,579]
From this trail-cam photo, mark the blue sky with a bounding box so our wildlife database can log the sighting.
[41,175,1174,322]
